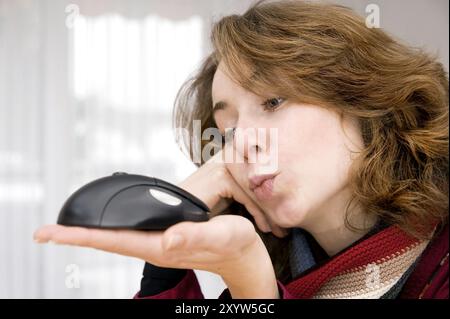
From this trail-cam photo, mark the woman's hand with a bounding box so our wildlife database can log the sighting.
[177,145,287,238]
[34,214,279,298]
[33,146,285,298]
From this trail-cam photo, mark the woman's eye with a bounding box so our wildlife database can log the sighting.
[221,127,236,143]
[262,97,285,111]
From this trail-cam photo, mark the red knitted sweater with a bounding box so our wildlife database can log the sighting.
[135,223,448,299]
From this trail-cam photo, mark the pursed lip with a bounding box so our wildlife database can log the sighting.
[248,173,279,191]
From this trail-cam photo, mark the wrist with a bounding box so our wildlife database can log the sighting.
[220,236,280,299]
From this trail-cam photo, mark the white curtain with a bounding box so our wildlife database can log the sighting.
[0,0,446,298]
[0,0,254,298]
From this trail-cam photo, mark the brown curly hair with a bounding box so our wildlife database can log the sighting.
[173,0,449,283]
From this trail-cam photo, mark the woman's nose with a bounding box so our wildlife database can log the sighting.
[233,126,266,163]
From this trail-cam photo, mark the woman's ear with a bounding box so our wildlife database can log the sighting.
[340,113,365,155]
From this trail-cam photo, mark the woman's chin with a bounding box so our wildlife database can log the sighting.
[267,198,308,229]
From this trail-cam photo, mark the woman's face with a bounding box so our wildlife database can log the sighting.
[211,62,365,231]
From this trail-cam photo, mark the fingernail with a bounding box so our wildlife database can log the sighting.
[166,234,184,250]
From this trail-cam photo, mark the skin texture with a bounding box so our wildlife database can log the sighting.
[33,62,374,299]
[213,62,375,256]
[34,146,281,299]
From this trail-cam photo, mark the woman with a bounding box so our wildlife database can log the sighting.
[34,0,448,299]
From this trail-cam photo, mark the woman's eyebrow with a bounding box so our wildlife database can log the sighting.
[212,100,228,116]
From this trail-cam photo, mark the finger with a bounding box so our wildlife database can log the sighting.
[264,215,290,238]
[34,225,164,261]
[221,160,289,238]
[162,215,256,254]
[226,175,289,238]
[34,225,64,243]
[210,144,271,232]
[224,175,273,233]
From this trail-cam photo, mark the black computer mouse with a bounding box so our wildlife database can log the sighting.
[57,172,210,230]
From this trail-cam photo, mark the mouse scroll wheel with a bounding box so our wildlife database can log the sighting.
[148,189,182,206]
[113,172,128,176]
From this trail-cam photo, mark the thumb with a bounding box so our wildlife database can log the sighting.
[161,215,255,252]
[161,221,194,251]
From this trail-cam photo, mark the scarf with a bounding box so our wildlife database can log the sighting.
[288,224,430,299]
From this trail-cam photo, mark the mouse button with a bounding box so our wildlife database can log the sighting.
[154,178,210,212]
[101,185,185,229]
[112,172,128,176]
[150,186,209,222]
[148,188,182,206]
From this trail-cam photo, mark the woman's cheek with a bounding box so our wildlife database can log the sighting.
[269,191,309,227]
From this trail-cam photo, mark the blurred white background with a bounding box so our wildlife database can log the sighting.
[0,0,447,298]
